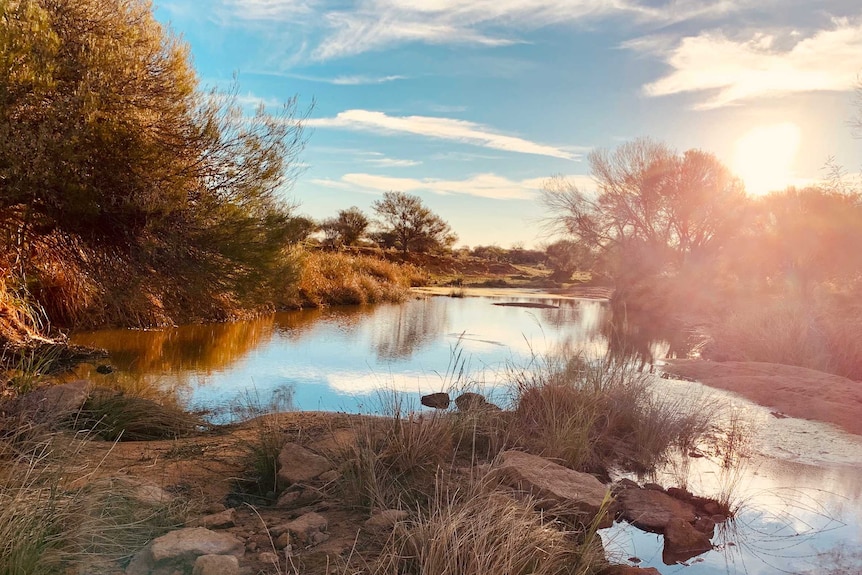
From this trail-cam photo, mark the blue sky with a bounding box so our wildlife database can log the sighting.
[156,0,862,247]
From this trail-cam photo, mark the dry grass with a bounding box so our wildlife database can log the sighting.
[0,425,183,575]
[708,290,862,380]
[295,250,426,308]
[509,354,715,474]
[374,471,607,575]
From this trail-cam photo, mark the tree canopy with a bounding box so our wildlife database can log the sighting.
[321,207,369,248]
[372,192,456,254]
[0,0,308,326]
[542,138,746,281]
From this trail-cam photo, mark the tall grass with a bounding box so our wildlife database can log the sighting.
[295,250,426,308]
[374,471,607,575]
[709,292,862,379]
[0,427,182,575]
[509,354,714,474]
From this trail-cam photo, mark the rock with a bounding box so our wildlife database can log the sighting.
[662,517,712,563]
[364,509,409,533]
[318,470,340,483]
[205,503,227,514]
[187,509,236,529]
[115,477,175,506]
[275,533,291,550]
[693,516,716,536]
[495,450,612,528]
[275,487,320,508]
[284,512,328,546]
[96,364,114,374]
[126,528,243,575]
[643,483,665,492]
[612,478,640,493]
[421,392,451,409]
[618,488,697,532]
[192,555,239,575]
[14,380,91,425]
[277,443,333,489]
[455,392,500,412]
[258,552,279,565]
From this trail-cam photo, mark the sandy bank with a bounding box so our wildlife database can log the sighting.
[663,359,862,436]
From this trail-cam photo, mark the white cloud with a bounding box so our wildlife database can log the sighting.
[366,157,423,167]
[307,109,577,160]
[635,18,862,109]
[311,172,592,200]
[331,74,408,85]
[211,0,744,60]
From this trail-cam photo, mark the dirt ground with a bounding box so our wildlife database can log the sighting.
[663,359,862,436]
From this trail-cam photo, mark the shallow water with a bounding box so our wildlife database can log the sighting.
[70,293,862,574]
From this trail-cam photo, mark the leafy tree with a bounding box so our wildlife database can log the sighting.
[0,0,308,325]
[371,192,456,254]
[542,138,746,283]
[321,207,369,248]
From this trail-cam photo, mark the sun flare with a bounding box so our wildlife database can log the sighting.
[732,123,801,196]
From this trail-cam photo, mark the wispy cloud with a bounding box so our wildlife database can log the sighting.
[209,0,744,60]
[365,157,423,167]
[331,74,408,85]
[633,17,862,109]
[307,109,577,160]
[310,172,592,200]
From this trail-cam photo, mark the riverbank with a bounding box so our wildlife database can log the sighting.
[664,359,862,436]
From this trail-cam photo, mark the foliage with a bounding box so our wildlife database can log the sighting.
[726,186,862,294]
[320,206,369,248]
[542,138,746,283]
[372,191,456,254]
[0,0,309,330]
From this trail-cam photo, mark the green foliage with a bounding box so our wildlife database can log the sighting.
[372,191,456,254]
[0,0,309,328]
[545,239,593,281]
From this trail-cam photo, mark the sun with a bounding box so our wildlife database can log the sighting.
[732,123,801,196]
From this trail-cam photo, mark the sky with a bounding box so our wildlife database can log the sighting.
[155,0,862,248]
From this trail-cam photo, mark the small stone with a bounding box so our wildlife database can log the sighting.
[455,392,501,412]
[309,532,329,546]
[205,503,227,514]
[245,542,258,552]
[192,555,239,575]
[96,364,114,374]
[277,444,333,489]
[187,509,235,529]
[275,533,291,550]
[285,512,328,545]
[618,488,697,532]
[420,392,451,409]
[258,552,279,565]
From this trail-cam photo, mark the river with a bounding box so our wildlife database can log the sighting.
[70,292,862,575]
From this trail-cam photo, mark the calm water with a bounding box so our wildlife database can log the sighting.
[69,293,862,575]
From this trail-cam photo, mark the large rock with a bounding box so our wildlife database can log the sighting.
[13,380,91,425]
[126,528,244,575]
[277,443,333,489]
[495,450,612,528]
[662,517,712,563]
[618,488,697,532]
[421,392,450,409]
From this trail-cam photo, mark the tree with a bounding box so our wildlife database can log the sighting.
[544,240,593,282]
[321,207,369,248]
[371,192,456,254]
[0,0,309,325]
[542,138,747,283]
